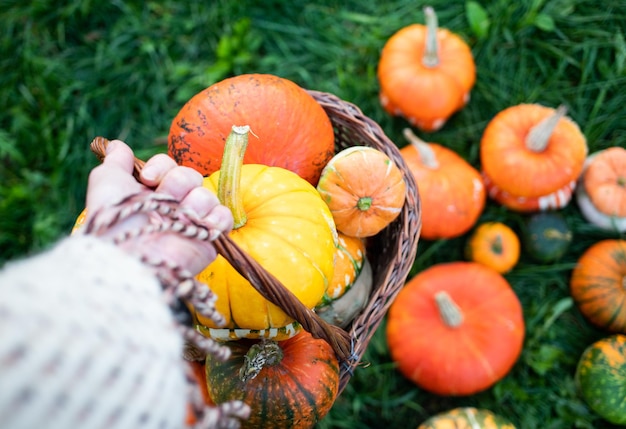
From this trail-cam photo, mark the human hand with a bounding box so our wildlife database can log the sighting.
[85,140,233,276]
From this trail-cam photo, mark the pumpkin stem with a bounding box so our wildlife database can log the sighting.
[526,105,567,152]
[491,235,504,255]
[422,6,440,68]
[357,196,373,211]
[403,128,439,169]
[217,125,250,229]
[239,340,284,383]
[434,290,464,328]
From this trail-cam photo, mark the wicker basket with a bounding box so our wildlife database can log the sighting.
[91,90,421,396]
[308,90,421,393]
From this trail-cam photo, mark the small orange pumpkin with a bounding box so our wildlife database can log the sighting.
[570,239,626,333]
[377,6,476,132]
[400,128,485,240]
[576,146,626,231]
[481,104,588,212]
[465,222,521,274]
[316,146,407,238]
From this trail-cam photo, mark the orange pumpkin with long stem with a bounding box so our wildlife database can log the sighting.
[576,146,626,231]
[400,128,485,240]
[377,6,476,132]
[481,104,588,212]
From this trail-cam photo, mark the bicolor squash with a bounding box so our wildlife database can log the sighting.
[575,334,626,425]
[194,126,337,341]
[576,146,626,231]
[481,104,587,212]
[418,407,517,429]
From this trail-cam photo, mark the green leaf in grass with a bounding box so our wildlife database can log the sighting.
[534,13,555,32]
[465,1,490,39]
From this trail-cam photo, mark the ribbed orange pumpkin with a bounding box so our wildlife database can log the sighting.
[481,104,587,212]
[168,73,335,185]
[576,147,626,231]
[377,6,476,132]
[400,128,485,240]
[387,262,525,396]
[570,239,626,333]
[317,146,407,238]
[205,331,339,429]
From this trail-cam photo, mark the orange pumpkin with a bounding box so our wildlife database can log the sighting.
[377,6,476,132]
[466,222,521,274]
[387,262,525,396]
[481,104,587,212]
[570,239,626,333]
[576,147,626,231]
[168,73,335,185]
[400,128,485,240]
[317,146,407,238]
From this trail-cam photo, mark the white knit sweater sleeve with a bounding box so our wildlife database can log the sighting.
[0,235,188,429]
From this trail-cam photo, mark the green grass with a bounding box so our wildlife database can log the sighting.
[1,0,625,427]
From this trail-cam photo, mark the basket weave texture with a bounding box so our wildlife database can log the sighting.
[308,90,421,393]
[91,90,422,396]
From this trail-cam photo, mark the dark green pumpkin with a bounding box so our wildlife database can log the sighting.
[418,407,517,429]
[575,334,626,425]
[205,330,339,429]
[522,212,572,262]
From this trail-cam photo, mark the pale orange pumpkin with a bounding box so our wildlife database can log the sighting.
[400,128,485,240]
[317,146,407,238]
[481,104,587,212]
[576,146,626,231]
[377,6,476,132]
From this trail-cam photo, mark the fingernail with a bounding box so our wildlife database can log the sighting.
[204,212,227,231]
[141,165,158,182]
[105,140,119,154]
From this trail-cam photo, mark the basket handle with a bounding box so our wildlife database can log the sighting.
[90,137,353,361]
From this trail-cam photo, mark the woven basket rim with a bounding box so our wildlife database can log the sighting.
[308,90,422,394]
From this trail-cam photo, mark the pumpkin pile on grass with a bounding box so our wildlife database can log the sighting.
[166,73,407,428]
[376,6,623,427]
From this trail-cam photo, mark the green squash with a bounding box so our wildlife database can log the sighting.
[575,334,626,425]
[522,212,572,262]
[418,407,516,429]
